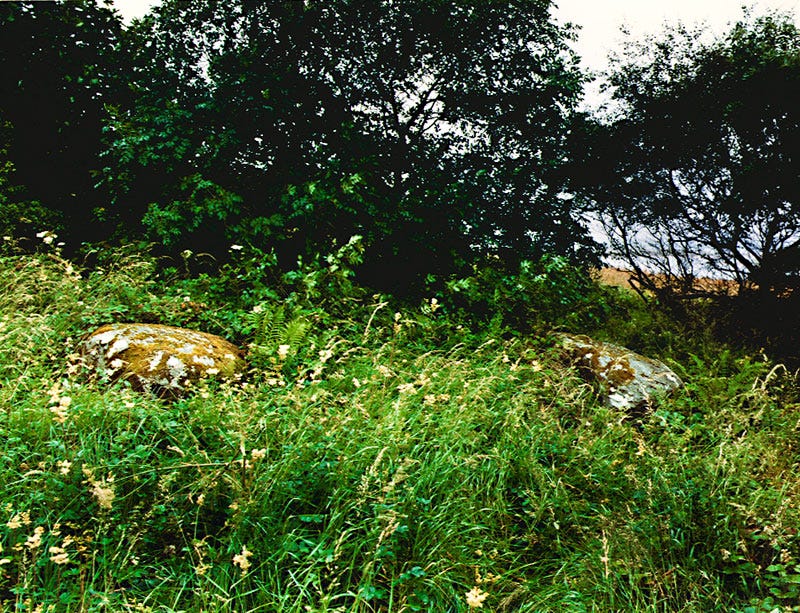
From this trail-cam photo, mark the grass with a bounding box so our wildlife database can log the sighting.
[0,242,799,612]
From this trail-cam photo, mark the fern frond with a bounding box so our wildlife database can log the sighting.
[248,303,310,360]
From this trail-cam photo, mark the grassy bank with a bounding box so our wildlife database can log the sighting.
[0,243,799,612]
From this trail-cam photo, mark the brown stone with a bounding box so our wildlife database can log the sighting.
[81,323,246,395]
[558,333,683,411]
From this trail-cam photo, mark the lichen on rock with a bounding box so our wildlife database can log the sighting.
[557,333,683,411]
[81,323,246,396]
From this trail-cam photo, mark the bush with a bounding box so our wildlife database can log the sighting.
[442,254,609,334]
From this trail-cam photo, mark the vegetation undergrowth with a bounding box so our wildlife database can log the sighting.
[0,239,799,612]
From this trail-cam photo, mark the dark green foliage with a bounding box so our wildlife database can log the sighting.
[0,1,124,245]
[98,0,595,293]
[442,254,610,334]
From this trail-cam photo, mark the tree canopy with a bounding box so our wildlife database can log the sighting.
[572,12,800,298]
[10,0,800,306]
[0,0,124,243]
[98,0,594,291]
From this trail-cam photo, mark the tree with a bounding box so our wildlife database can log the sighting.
[103,0,596,291]
[573,12,800,299]
[0,1,125,244]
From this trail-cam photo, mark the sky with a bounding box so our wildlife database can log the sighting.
[112,1,800,67]
[554,0,800,73]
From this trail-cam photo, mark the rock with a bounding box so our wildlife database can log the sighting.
[81,323,246,395]
[558,333,683,411]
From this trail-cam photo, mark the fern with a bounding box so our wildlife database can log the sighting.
[247,303,310,364]
[250,303,287,347]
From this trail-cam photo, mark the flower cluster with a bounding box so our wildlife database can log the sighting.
[47,383,73,424]
[232,545,253,575]
[465,586,488,608]
[82,466,116,510]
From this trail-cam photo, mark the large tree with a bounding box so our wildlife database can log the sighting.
[0,1,124,244]
[104,0,594,290]
[573,13,800,298]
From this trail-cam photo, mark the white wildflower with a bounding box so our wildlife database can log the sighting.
[465,586,488,609]
[232,545,253,575]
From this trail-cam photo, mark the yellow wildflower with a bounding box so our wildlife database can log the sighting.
[6,515,24,530]
[277,344,291,360]
[250,448,267,462]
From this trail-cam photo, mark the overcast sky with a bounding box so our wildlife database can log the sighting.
[113,0,800,68]
[554,0,800,73]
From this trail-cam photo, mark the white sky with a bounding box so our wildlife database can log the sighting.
[112,0,160,24]
[114,0,800,69]
[113,0,800,104]
[555,0,800,73]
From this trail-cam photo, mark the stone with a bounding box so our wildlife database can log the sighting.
[558,333,683,411]
[81,323,246,395]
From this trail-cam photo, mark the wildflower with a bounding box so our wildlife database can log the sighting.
[319,349,333,363]
[25,526,45,550]
[230,244,243,251]
[0,559,10,565]
[92,481,115,510]
[83,468,115,510]
[352,377,361,388]
[57,460,72,475]
[48,546,69,565]
[6,516,23,530]
[195,562,210,576]
[7,512,30,530]
[277,344,291,361]
[465,586,488,609]
[232,545,253,575]
[50,405,68,424]
[250,448,267,462]
[36,230,56,245]
[397,382,416,394]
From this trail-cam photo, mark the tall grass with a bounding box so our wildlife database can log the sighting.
[0,242,798,611]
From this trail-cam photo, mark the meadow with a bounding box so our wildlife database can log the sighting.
[0,239,799,612]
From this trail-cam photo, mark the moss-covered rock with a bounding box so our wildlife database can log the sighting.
[81,323,246,395]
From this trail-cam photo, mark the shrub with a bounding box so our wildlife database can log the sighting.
[443,254,609,334]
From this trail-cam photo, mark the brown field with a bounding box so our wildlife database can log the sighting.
[594,267,741,295]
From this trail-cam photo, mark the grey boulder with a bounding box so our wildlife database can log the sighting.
[558,333,683,411]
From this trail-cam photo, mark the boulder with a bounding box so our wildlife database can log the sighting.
[558,334,683,411]
[81,323,246,395]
